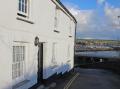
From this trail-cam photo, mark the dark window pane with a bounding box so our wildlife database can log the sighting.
[18,0,29,15]
[19,0,21,3]
[19,0,22,11]
[22,0,24,3]
[22,4,24,12]
[25,0,27,13]
[25,5,27,13]
[22,0,25,13]
[25,0,27,5]
[19,3,21,11]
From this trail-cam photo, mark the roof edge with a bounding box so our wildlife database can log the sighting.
[51,0,77,23]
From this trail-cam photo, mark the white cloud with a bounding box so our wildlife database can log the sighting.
[104,3,120,29]
[62,1,120,40]
[63,2,94,31]
[97,0,106,5]
[64,4,94,32]
[69,8,94,25]
[83,37,94,39]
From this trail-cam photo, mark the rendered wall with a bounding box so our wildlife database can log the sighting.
[0,0,76,89]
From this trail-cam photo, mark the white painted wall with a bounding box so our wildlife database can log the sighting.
[0,0,76,89]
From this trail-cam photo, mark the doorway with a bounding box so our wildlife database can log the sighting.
[37,43,43,83]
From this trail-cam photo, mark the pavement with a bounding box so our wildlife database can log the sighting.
[36,71,77,89]
[36,68,120,89]
[68,68,120,89]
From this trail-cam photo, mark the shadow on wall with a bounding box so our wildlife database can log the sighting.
[2,63,72,89]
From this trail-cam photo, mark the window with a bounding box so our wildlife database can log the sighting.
[54,7,60,32]
[51,43,57,67]
[18,0,29,17]
[12,46,25,80]
[69,20,72,36]
[54,9,57,29]
[67,45,70,58]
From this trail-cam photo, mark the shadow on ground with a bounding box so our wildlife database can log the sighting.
[52,68,120,89]
[68,68,120,89]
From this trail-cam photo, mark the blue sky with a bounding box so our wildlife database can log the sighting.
[61,0,120,10]
[61,0,97,10]
[61,0,120,40]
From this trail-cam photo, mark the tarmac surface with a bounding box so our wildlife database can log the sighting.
[35,68,120,89]
[68,68,120,89]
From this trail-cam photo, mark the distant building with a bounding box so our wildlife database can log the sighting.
[0,0,77,89]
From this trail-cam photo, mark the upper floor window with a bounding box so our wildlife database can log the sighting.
[54,6,60,32]
[18,0,29,17]
[69,20,72,35]
[54,8,58,29]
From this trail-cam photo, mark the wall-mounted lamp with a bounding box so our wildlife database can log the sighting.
[34,36,39,46]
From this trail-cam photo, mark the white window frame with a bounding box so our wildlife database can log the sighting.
[69,20,72,35]
[18,0,30,17]
[12,42,27,85]
[67,45,70,59]
[51,43,58,67]
[54,7,60,31]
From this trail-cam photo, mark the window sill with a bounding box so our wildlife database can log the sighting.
[17,13,27,18]
[50,65,58,69]
[69,35,72,38]
[12,80,30,89]
[16,17,34,24]
[54,30,60,33]
[67,60,71,63]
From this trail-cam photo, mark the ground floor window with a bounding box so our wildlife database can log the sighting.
[51,43,58,67]
[67,45,70,58]
[12,45,26,82]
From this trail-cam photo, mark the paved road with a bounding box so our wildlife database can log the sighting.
[69,68,120,89]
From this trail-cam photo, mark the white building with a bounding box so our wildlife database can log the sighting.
[0,0,77,89]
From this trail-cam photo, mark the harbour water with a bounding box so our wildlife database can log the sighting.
[75,51,120,59]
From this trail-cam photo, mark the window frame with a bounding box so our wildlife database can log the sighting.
[54,6,60,32]
[51,43,58,67]
[69,20,72,35]
[12,42,28,85]
[18,0,30,17]
[67,45,70,59]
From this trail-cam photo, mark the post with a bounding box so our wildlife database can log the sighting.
[118,16,120,27]
[118,16,120,57]
[117,16,120,40]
